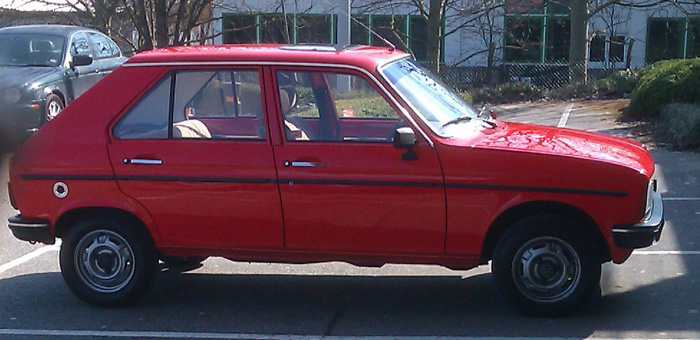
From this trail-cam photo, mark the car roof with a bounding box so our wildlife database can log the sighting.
[0,24,98,36]
[125,44,409,69]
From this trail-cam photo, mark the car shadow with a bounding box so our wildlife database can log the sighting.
[0,267,698,337]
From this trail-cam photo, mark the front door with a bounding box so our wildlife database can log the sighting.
[107,67,283,250]
[272,67,446,255]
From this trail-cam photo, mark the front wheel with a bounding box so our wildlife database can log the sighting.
[44,94,64,123]
[492,214,601,316]
[59,214,157,306]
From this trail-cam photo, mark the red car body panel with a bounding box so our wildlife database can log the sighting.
[8,45,659,271]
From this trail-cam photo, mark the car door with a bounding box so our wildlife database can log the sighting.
[272,67,446,255]
[65,31,99,100]
[107,67,283,250]
[85,31,125,80]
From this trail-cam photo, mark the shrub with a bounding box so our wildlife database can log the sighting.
[468,82,546,104]
[595,69,639,97]
[548,81,597,100]
[629,58,700,118]
[660,103,700,150]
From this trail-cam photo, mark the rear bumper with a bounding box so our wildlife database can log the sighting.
[612,192,664,249]
[7,215,55,244]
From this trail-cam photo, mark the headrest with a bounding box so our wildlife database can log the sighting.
[32,40,53,52]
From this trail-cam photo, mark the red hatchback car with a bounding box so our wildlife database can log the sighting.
[7,45,663,315]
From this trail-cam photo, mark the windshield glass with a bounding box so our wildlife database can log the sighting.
[0,33,65,67]
[381,58,485,136]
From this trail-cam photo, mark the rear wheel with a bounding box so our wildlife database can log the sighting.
[492,214,601,316]
[59,214,157,306]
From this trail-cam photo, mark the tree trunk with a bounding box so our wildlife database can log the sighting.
[569,0,589,84]
[425,0,443,73]
[155,0,170,48]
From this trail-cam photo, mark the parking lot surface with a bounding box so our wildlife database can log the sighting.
[1,100,699,339]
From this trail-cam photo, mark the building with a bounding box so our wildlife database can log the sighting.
[212,0,700,75]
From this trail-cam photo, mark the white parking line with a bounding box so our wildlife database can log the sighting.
[634,250,700,255]
[0,329,691,340]
[0,241,60,275]
[662,197,700,201]
[557,103,574,127]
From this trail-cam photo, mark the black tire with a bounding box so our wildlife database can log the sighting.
[492,214,601,316]
[162,255,208,272]
[44,94,64,124]
[59,214,157,306]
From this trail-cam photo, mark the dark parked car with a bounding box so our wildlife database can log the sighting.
[0,25,125,143]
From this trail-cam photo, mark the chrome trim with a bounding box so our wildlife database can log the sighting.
[8,221,49,228]
[122,60,435,148]
[128,158,163,165]
[291,161,324,168]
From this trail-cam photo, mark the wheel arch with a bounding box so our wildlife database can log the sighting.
[54,207,155,247]
[480,201,610,264]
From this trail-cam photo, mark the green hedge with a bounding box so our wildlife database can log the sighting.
[660,103,700,150]
[629,58,700,117]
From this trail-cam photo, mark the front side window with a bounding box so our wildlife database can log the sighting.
[70,32,91,56]
[276,69,401,143]
[114,69,265,140]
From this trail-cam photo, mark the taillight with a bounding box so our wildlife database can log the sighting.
[8,181,18,210]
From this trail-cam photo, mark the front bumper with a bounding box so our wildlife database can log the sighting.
[8,215,55,244]
[612,192,664,249]
[0,102,43,139]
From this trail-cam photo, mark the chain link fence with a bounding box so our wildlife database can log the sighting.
[429,61,628,92]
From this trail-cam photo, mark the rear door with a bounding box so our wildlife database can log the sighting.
[271,66,446,255]
[107,67,283,250]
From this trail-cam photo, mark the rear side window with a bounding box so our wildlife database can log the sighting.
[113,75,172,139]
[113,69,265,140]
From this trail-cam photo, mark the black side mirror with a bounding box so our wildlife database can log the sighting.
[393,127,416,149]
[393,127,418,161]
[70,54,93,69]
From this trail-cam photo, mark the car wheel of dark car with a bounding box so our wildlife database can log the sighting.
[492,214,601,316]
[45,94,64,123]
[59,213,157,306]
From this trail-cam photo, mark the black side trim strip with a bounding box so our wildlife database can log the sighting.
[279,178,443,188]
[20,174,627,197]
[117,175,275,184]
[447,183,628,197]
[22,174,115,180]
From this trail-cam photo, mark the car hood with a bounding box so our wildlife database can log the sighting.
[470,121,654,176]
[0,66,58,89]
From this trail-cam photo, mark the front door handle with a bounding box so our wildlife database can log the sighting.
[284,161,325,168]
[124,158,163,165]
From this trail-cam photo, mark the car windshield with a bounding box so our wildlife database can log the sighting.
[0,33,65,67]
[381,58,488,137]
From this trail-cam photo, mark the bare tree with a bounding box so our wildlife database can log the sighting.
[23,0,213,52]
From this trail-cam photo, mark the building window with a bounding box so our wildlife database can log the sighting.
[646,18,685,63]
[260,14,293,43]
[222,14,257,44]
[409,16,429,61]
[504,0,570,64]
[590,34,626,63]
[370,15,407,48]
[297,15,334,44]
[686,18,700,58]
[505,17,543,62]
[351,15,370,45]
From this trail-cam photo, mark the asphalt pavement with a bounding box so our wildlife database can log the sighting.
[0,100,699,339]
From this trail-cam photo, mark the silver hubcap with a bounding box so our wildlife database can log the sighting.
[47,100,62,120]
[511,237,581,303]
[74,230,135,293]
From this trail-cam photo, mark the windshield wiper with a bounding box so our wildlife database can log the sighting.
[442,114,497,129]
[442,115,473,127]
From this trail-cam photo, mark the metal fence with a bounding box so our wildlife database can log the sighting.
[431,61,628,91]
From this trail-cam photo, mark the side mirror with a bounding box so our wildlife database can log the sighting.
[393,127,416,149]
[70,54,93,69]
[393,127,418,161]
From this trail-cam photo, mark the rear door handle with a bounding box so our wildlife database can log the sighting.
[284,161,325,168]
[124,158,163,165]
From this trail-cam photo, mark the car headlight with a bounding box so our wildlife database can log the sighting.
[3,87,21,104]
[644,178,656,220]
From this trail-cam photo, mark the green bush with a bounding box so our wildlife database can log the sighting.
[548,81,597,100]
[468,82,546,104]
[595,69,639,97]
[660,103,700,149]
[629,58,700,117]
